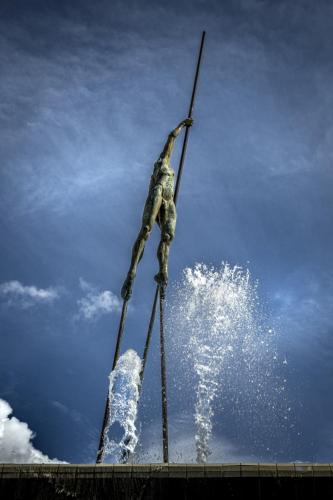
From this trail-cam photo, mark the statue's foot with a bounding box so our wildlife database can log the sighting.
[154,271,168,286]
[121,274,134,301]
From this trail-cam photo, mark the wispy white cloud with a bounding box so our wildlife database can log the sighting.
[0,399,66,463]
[77,278,121,320]
[0,280,59,308]
[51,400,83,424]
[1,0,331,223]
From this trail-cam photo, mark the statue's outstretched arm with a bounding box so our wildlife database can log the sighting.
[160,118,193,161]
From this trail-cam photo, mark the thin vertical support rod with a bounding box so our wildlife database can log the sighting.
[135,30,206,463]
[174,30,206,205]
[141,32,206,382]
[97,30,206,464]
[141,287,159,383]
[119,287,159,464]
[96,298,128,464]
[159,284,169,462]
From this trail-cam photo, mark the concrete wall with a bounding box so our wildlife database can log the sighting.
[1,463,333,499]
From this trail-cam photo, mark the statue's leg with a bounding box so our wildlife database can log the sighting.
[121,185,163,300]
[154,200,176,286]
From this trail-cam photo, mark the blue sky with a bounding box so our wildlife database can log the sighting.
[1,0,333,463]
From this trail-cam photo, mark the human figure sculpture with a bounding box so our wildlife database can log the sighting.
[121,118,193,301]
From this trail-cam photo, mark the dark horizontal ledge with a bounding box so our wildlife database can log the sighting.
[1,463,332,478]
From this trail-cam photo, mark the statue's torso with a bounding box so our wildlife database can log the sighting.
[151,159,175,201]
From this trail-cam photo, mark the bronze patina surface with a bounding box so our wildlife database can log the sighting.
[121,118,193,301]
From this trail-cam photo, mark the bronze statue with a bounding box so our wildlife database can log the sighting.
[121,118,193,301]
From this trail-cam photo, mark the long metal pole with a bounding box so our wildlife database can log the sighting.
[97,30,206,465]
[119,286,160,463]
[124,30,206,463]
[141,287,159,381]
[174,31,206,204]
[96,299,128,463]
[158,31,206,463]
[159,284,169,462]
[141,31,206,389]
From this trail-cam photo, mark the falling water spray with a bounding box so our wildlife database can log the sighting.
[104,349,142,462]
[169,263,289,463]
